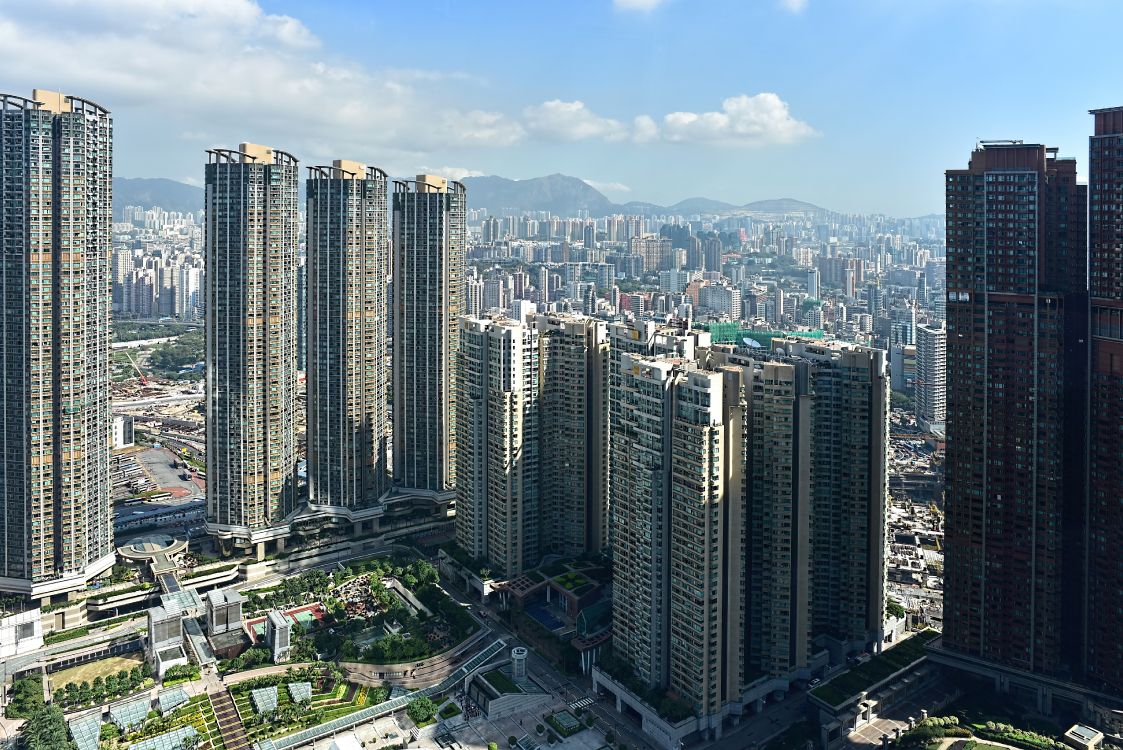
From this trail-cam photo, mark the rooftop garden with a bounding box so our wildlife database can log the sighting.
[810,629,940,707]
[230,666,388,744]
[554,572,590,591]
[255,555,481,666]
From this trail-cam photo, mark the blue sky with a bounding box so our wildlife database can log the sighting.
[0,0,1119,215]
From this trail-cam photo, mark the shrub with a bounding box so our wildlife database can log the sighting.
[489,744,499,750]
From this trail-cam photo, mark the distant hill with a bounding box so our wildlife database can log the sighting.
[668,197,739,214]
[462,173,615,216]
[113,173,837,220]
[114,177,203,217]
[463,174,830,217]
[740,198,824,214]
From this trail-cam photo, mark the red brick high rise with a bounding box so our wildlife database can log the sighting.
[943,143,1087,680]
[1087,108,1123,697]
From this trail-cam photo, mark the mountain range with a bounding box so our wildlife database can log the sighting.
[113,173,829,219]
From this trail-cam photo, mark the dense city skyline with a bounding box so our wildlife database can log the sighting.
[2,2,1123,747]
[5,1,1123,216]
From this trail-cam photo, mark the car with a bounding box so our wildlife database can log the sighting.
[809,678,821,687]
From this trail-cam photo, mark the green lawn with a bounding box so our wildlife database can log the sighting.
[810,629,939,706]
[484,669,522,695]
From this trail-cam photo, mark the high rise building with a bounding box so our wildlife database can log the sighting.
[205,143,300,555]
[699,284,742,319]
[1087,107,1123,695]
[536,314,609,556]
[607,322,711,690]
[392,175,466,495]
[296,257,307,371]
[665,364,744,726]
[609,354,681,689]
[942,143,1087,681]
[778,338,888,653]
[630,234,672,273]
[915,323,946,432]
[603,336,887,734]
[741,360,811,681]
[0,90,115,598]
[305,161,391,515]
[455,313,608,576]
[806,268,820,300]
[456,317,541,578]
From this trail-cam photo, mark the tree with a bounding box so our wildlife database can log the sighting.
[406,695,437,725]
[19,705,76,750]
[6,675,44,718]
[886,599,906,619]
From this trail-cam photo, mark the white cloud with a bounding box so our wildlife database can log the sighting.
[613,0,671,11]
[419,166,486,182]
[632,115,660,143]
[660,93,817,146]
[779,0,809,12]
[523,100,628,142]
[0,0,524,167]
[583,179,631,194]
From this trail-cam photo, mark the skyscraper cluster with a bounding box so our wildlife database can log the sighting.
[111,210,204,321]
[205,145,465,555]
[940,115,1123,707]
[454,311,890,733]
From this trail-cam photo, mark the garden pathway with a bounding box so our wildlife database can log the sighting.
[209,688,251,750]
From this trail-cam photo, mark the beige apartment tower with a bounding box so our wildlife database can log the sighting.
[306,161,391,515]
[455,313,608,577]
[0,90,115,598]
[205,143,299,553]
[666,365,745,725]
[455,317,541,578]
[393,175,466,495]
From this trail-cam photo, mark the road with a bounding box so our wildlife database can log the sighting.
[705,693,810,750]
